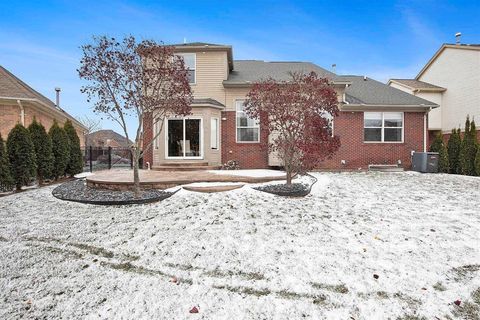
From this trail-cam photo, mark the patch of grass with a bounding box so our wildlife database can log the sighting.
[451,264,480,281]
[433,282,446,292]
[100,261,193,285]
[396,315,427,320]
[213,284,271,297]
[44,246,83,259]
[212,284,327,304]
[452,301,480,320]
[164,262,197,271]
[376,291,389,299]
[204,268,265,281]
[311,282,349,294]
[472,287,480,305]
[69,243,114,258]
[393,292,421,306]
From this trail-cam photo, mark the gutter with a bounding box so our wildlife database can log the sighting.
[16,100,25,126]
[341,103,439,112]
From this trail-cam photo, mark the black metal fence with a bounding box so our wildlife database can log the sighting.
[82,146,135,172]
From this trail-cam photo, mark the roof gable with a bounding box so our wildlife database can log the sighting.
[416,43,480,79]
[0,65,86,130]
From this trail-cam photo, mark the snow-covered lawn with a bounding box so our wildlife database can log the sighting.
[1,172,479,319]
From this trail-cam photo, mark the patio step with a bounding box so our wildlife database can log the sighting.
[162,161,210,167]
[152,164,221,171]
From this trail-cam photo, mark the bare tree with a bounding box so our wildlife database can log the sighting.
[244,72,340,185]
[78,35,193,196]
[78,115,101,147]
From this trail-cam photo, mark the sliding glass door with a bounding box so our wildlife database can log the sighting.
[166,118,202,159]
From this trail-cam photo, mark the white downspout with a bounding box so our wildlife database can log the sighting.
[423,109,431,152]
[16,100,25,126]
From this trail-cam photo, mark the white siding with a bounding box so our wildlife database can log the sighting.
[419,47,480,132]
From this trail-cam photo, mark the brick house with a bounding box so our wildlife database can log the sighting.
[143,42,438,170]
[0,66,86,145]
[388,40,480,142]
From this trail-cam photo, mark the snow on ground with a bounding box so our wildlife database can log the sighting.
[1,172,480,319]
[209,169,286,177]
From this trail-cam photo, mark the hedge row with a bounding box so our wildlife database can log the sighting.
[431,116,479,176]
[0,119,83,192]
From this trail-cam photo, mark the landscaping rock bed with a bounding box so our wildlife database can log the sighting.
[253,174,317,197]
[52,180,176,205]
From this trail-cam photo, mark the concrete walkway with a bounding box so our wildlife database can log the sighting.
[86,169,286,190]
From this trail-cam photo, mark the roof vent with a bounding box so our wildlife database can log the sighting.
[55,87,61,108]
[455,32,462,45]
[331,63,336,73]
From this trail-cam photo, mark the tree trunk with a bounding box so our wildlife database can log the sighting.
[132,148,140,198]
[286,170,292,186]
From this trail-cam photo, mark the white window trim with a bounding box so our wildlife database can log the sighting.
[176,53,196,85]
[235,99,260,143]
[153,118,159,149]
[164,117,203,159]
[211,117,219,150]
[364,112,404,143]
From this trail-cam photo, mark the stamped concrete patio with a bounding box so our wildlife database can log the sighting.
[86,169,287,190]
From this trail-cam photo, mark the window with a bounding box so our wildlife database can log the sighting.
[364,112,403,142]
[211,118,219,149]
[236,100,260,142]
[176,53,196,84]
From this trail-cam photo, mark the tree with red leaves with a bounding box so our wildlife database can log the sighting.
[244,72,340,185]
[78,36,193,197]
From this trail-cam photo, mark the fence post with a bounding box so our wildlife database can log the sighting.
[108,146,112,169]
[89,146,93,172]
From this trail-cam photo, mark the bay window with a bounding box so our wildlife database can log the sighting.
[364,112,403,142]
[236,100,260,142]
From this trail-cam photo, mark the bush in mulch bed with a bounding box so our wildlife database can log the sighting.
[52,180,176,205]
[253,174,317,197]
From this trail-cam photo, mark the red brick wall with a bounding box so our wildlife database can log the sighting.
[0,103,85,146]
[220,110,426,170]
[221,111,269,168]
[142,112,153,167]
[317,111,425,170]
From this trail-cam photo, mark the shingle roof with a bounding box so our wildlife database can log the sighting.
[225,60,335,84]
[389,79,446,90]
[0,65,86,129]
[339,76,438,106]
[223,60,436,107]
[169,42,228,47]
[192,98,225,108]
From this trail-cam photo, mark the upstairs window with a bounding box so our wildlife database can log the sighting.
[176,53,196,84]
[236,100,260,142]
[364,112,403,142]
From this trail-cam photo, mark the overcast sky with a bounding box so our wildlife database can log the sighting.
[1,0,479,137]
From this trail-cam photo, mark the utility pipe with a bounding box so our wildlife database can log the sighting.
[16,99,25,126]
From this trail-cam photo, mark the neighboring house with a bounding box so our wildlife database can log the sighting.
[86,129,132,148]
[388,42,480,141]
[0,66,86,145]
[143,42,438,170]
